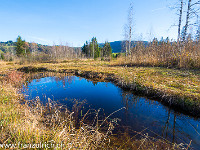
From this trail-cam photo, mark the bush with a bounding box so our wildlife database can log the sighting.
[1,53,5,60]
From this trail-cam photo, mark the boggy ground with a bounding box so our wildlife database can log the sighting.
[0,59,198,149]
[13,59,200,117]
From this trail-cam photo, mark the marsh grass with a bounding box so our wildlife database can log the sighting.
[41,60,199,116]
[1,59,199,115]
[0,70,190,149]
[119,39,200,69]
[1,59,200,115]
[0,81,116,149]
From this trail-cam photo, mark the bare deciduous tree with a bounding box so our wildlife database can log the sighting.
[178,0,184,43]
[124,2,134,57]
[30,42,38,57]
[183,0,192,41]
[183,0,200,41]
[128,2,134,55]
[123,25,129,57]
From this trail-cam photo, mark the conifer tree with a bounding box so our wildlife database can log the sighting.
[91,37,100,59]
[82,37,100,59]
[16,36,26,56]
[103,41,112,58]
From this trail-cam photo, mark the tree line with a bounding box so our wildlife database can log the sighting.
[0,36,112,62]
[0,36,82,62]
[81,37,112,60]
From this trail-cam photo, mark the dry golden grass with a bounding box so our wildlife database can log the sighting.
[128,39,200,69]
[0,59,199,113]
[0,74,115,149]
[0,67,190,149]
[26,59,199,102]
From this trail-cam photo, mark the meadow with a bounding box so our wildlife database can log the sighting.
[0,58,198,149]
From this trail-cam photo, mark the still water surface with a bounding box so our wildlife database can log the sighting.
[22,75,200,149]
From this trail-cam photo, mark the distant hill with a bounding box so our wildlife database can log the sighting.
[99,41,123,53]
[0,40,149,54]
[0,41,79,54]
[99,41,148,53]
[0,41,16,53]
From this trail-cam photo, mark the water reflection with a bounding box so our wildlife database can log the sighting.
[113,89,199,148]
[22,74,200,149]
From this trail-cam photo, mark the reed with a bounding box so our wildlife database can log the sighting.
[0,70,188,149]
[120,39,200,69]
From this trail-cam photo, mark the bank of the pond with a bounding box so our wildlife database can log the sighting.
[0,70,184,149]
[70,69,200,118]
[17,61,200,118]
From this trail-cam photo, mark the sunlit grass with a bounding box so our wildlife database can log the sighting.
[30,60,199,99]
[0,65,191,149]
[0,59,199,112]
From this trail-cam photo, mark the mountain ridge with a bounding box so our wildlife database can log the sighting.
[99,40,149,53]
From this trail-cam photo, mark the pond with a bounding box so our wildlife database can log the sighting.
[21,74,200,149]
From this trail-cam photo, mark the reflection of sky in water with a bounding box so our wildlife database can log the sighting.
[22,76,200,149]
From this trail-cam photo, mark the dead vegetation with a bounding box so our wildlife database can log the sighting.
[0,70,190,149]
[119,39,200,69]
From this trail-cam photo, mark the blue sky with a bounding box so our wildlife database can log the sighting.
[0,0,179,46]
